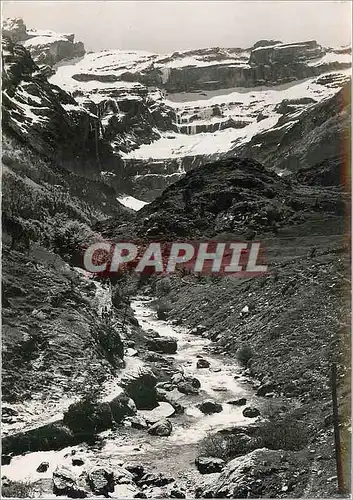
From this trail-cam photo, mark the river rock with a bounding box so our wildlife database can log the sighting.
[121,367,158,410]
[157,388,185,414]
[195,456,225,474]
[170,486,186,498]
[113,466,135,484]
[146,337,178,354]
[37,461,49,472]
[87,467,114,496]
[227,398,247,406]
[147,418,173,436]
[139,402,175,424]
[196,358,210,368]
[110,392,137,422]
[243,407,261,418]
[198,400,223,414]
[137,472,175,487]
[125,415,148,429]
[72,458,85,467]
[177,376,201,395]
[53,466,87,498]
[1,455,12,465]
[171,372,184,385]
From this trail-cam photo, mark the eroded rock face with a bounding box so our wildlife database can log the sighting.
[2,37,110,178]
[3,17,85,65]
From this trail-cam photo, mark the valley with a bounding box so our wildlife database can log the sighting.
[1,13,351,500]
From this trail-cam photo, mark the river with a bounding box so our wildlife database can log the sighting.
[2,296,259,496]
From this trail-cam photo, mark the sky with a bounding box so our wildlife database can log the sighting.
[2,1,352,54]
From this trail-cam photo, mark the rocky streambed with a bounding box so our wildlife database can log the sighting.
[2,296,262,498]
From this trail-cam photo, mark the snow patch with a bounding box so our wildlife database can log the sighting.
[117,196,148,211]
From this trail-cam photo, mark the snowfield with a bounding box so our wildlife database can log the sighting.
[122,69,351,161]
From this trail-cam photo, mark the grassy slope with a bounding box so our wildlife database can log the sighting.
[162,219,350,495]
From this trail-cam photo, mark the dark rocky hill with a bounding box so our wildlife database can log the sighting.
[99,156,347,242]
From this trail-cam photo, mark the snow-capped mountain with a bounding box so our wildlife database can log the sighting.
[2,18,352,201]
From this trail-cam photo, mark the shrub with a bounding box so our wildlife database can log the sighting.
[236,344,254,366]
[198,432,228,459]
[198,432,256,460]
[156,277,172,297]
[2,480,35,498]
[257,417,309,451]
[63,395,114,439]
[51,218,93,260]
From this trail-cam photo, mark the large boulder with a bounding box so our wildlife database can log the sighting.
[109,391,136,422]
[139,402,175,424]
[195,456,225,474]
[177,376,201,395]
[157,388,185,414]
[2,423,75,456]
[147,418,173,436]
[87,467,115,496]
[121,367,158,410]
[63,399,114,438]
[52,466,87,498]
[146,337,178,354]
[198,400,223,414]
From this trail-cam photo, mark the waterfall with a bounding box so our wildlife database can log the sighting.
[160,67,171,84]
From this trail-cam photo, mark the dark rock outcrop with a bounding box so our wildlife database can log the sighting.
[195,456,225,474]
[2,37,116,179]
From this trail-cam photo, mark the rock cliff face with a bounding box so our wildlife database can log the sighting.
[234,82,351,175]
[2,37,106,178]
[2,17,85,66]
[3,17,351,201]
